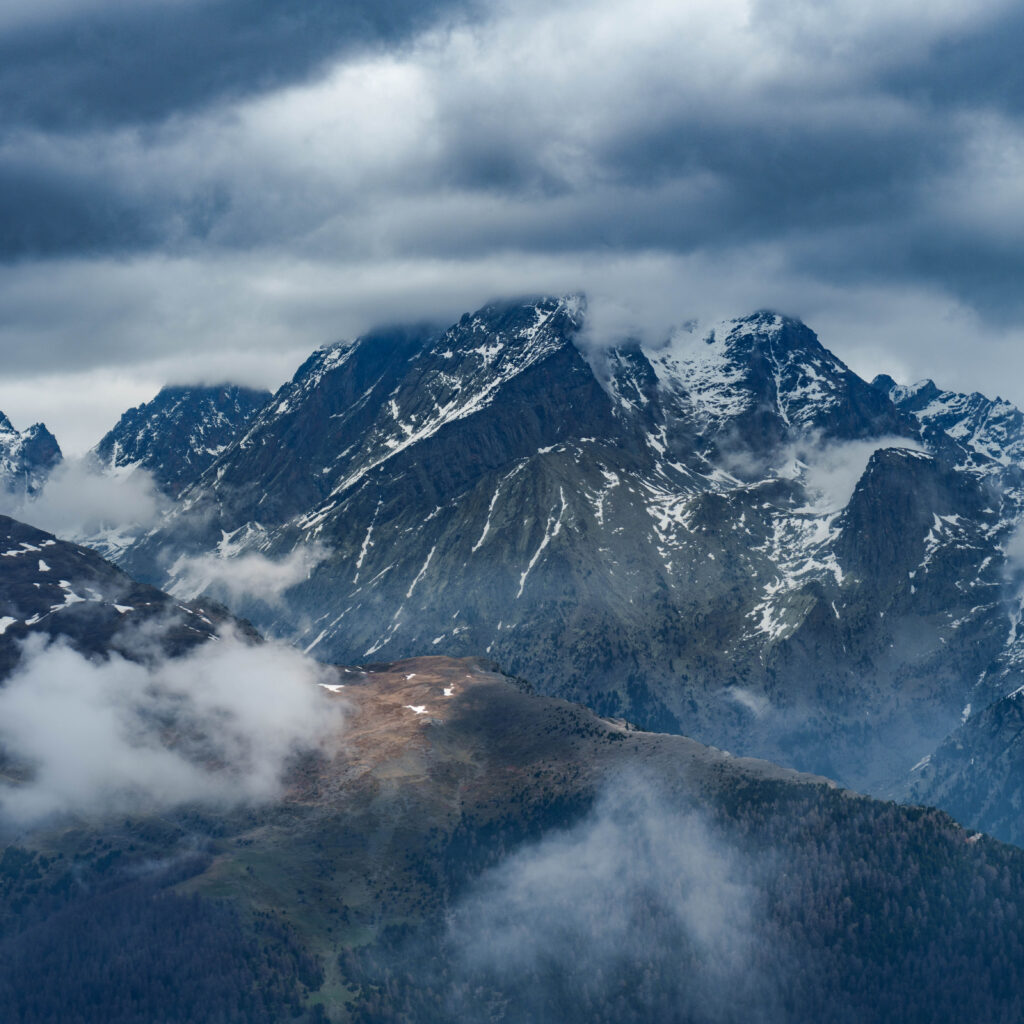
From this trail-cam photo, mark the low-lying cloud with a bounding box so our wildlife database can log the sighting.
[719,432,925,510]
[1000,522,1024,589]
[167,544,328,608]
[0,629,343,825]
[0,456,165,540]
[792,435,926,511]
[446,774,780,1023]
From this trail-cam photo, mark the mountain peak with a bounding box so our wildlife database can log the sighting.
[885,378,941,405]
[94,383,270,496]
[638,308,906,447]
[711,310,824,354]
[0,412,61,496]
[878,373,1024,472]
[727,308,787,331]
[444,295,584,351]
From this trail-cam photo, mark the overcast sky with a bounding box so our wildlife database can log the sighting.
[2,0,1024,452]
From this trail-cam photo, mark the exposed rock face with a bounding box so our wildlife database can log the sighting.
[0,414,60,498]
[906,688,1024,846]
[93,383,270,496]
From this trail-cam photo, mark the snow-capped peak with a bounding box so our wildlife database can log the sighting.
[638,310,855,437]
[0,413,61,497]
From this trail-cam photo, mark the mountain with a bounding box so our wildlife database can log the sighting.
[9,298,1024,1021]
[0,412,60,498]
[858,374,1024,842]
[874,374,1024,474]
[0,512,243,680]
[905,685,1024,846]
[5,655,1024,1022]
[108,297,1024,799]
[93,383,271,496]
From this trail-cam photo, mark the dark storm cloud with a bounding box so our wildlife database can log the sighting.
[0,152,232,258]
[3,0,1024,452]
[786,222,1024,323]
[0,0,1013,298]
[0,0,477,258]
[882,4,1024,116]
[0,164,160,258]
[0,0,476,132]
[408,114,954,257]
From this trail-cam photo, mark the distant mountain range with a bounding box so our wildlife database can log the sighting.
[64,299,1020,831]
[0,333,1023,1016]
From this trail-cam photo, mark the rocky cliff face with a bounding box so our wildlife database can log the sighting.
[0,413,60,498]
[93,383,270,496]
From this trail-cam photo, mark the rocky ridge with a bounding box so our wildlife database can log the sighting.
[93,383,271,497]
[0,413,60,498]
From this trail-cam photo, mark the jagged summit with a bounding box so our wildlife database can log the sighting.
[0,413,61,497]
[628,307,912,454]
[16,292,1024,1012]
[78,294,1024,836]
[93,383,270,496]
[874,372,1024,472]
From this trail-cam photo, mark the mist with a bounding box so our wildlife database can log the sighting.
[1002,521,1024,578]
[0,629,343,825]
[0,456,165,541]
[793,436,926,511]
[720,432,925,510]
[166,544,328,609]
[444,773,783,1023]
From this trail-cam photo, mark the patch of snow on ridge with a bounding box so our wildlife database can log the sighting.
[921,514,967,573]
[517,488,568,599]
[643,321,755,429]
[303,342,356,393]
[746,511,844,642]
[892,379,1024,473]
[407,545,437,599]
[473,465,527,553]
